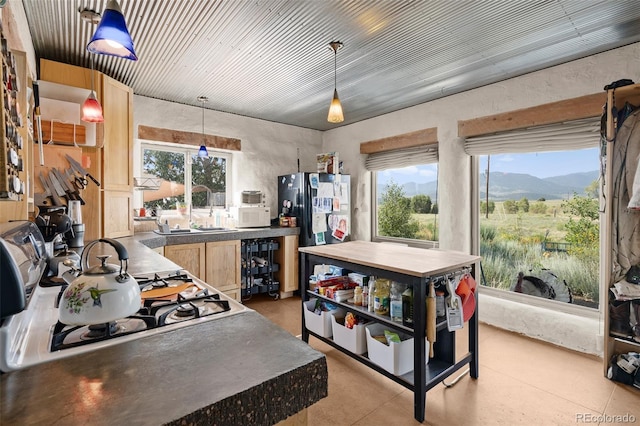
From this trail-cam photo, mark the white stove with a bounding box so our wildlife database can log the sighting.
[0,222,249,373]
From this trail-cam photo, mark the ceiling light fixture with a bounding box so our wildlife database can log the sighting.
[87,0,137,60]
[80,9,104,123]
[198,96,209,158]
[327,41,344,124]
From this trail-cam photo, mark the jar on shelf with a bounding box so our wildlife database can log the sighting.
[374,278,390,316]
[353,286,363,306]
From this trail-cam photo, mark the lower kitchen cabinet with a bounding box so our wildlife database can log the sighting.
[164,243,206,280]
[205,240,241,301]
[159,233,298,302]
[102,190,133,238]
[274,234,299,295]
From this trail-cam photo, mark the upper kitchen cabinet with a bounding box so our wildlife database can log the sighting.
[39,59,134,239]
[100,74,134,238]
[102,75,133,192]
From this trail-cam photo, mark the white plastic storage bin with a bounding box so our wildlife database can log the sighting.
[304,299,344,338]
[365,323,429,376]
[330,314,368,355]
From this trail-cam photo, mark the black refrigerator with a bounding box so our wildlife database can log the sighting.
[277,173,351,248]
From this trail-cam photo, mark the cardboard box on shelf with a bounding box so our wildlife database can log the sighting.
[317,152,339,174]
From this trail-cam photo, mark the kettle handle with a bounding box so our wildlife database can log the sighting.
[81,238,130,276]
[99,238,129,261]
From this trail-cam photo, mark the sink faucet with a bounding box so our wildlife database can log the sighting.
[191,184,215,218]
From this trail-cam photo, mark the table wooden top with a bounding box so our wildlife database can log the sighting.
[299,241,481,278]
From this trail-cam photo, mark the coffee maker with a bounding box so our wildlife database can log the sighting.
[64,200,84,248]
[35,204,82,278]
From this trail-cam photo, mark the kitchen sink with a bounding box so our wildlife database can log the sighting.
[195,227,237,233]
[154,227,237,235]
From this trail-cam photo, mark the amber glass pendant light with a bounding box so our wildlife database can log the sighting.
[327,41,344,123]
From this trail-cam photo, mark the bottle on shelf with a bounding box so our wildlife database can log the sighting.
[374,278,390,316]
[390,281,404,322]
[402,285,414,327]
[362,284,369,308]
[368,276,376,312]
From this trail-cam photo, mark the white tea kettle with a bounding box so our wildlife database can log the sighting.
[59,238,141,325]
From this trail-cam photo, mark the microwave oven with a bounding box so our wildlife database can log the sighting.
[231,206,271,228]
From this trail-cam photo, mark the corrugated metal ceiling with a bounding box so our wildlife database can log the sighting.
[21,0,640,131]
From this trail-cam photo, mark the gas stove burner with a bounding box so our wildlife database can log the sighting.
[175,303,196,317]
[152,279,169,288]
[83,322,120,339]
[136,271,194,288]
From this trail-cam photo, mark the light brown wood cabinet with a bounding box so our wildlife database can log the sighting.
[39,59,134,241]
[164,243,206,280]
[274,235,299,294]
[160,235,297,303]
[205,240,241,301]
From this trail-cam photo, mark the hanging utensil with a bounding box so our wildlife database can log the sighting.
[446,275,464,332]
[65,168,86,190]
[52,168,85,204]
[65,154,100,187]
[47,170,68,202]
[33,81,45,166]
[39,172,61,206]
[426,281,436,358]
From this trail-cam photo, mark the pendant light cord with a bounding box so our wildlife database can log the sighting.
[334,48,337,89]
[90,54,95,93]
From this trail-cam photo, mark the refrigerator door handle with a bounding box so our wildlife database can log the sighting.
[306,178,313,240]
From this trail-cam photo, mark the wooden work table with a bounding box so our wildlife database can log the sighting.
[299,241,481,423]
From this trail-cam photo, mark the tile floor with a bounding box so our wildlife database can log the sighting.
[244,294,640,426]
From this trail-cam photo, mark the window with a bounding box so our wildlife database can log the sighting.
[466,118,601,309]
[476,150,600,309]
[140,142,231,216]
[367,144,439,248]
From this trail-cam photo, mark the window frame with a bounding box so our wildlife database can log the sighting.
[470,150,601,318]
[370,165,440,250]
[139,140,233,213]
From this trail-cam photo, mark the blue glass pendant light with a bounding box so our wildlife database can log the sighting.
[198,97,209,158]
[87,0,137,60]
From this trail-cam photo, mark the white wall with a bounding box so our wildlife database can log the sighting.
[322,42,640,254]
[133,96,323,214]
[321,42,640,355]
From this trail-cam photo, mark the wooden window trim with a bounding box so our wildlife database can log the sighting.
[138,125,241,151]
[360,128,437,154]
[458,92,606,138]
